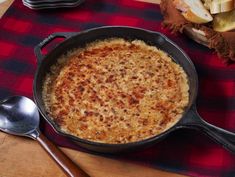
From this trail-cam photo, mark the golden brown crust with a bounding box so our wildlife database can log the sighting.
[42,38,189,144]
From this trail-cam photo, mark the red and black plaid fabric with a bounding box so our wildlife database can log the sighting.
[0,1,235,176]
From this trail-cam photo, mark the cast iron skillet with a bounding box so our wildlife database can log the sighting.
[34,26,235,154]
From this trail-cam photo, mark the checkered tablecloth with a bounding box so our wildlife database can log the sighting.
[0,1,235,176]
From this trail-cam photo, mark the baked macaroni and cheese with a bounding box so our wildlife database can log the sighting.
[42,38,189,144]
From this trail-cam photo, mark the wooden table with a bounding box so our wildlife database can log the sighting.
[0,0,187,176]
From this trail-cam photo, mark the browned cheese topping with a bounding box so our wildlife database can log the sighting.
[42,38,189,144]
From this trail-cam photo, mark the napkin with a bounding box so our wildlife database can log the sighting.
[160,0,235,63]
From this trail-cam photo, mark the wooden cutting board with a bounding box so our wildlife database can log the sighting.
[0,132,187,177]
[0,0,187,177]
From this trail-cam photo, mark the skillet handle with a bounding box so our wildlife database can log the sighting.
[178,106,235,154]
[36,133,90,177]
[34,32,77,64]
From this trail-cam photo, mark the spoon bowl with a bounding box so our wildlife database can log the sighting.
[0,96,39,138]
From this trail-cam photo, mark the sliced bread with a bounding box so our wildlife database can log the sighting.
[173,0,213,24]
[213,9,235,31]
[210,0,235,14]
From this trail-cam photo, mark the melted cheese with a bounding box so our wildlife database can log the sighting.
[42,38,189,144]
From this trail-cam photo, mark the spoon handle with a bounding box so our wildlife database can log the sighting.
[36,133,90,177]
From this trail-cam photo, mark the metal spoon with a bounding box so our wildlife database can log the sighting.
[0,96,89,177]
